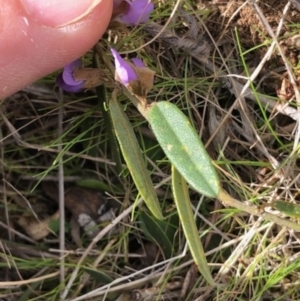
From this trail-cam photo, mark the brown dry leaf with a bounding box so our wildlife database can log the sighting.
[134,67,155,96]
[43,183,120,243]
[137,242,159,268]
[18,211,59,241]
[276,75,295,101]
[65,187,119,241]
[291,34,300,50]
[180,264,198,300]
[64,187,118,235]
[73,68,112,88]
[126,65,155,105]
[70,216,82,248]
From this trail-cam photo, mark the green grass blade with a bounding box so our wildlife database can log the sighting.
[76,179,122,194]
[149,101,220,198]
[172,166,215,285]
[273,201,300,219]
[83,268,113,284]
[109,96,163,220]
[139,211,176,258]
[95,84,123,174]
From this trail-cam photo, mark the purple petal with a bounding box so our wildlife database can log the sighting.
[63,59,82,73]
[56,73,84,93]
[62,59,84,86]
[111,48,137,84]
[120,0,154,25]
[131,58,145,68]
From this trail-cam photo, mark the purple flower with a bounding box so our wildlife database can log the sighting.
[111,48,143,85]
[116,0,154,25]
[131,58,145,68]
[111,48,155,98]
[56,59,85,92]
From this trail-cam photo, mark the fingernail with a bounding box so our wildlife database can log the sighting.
[20,0,103,28]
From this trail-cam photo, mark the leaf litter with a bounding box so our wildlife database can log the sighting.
[2,0,300,300]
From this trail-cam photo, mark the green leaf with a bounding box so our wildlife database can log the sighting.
[149,101,220,197]
[49,218,60,234]
[273,201,300,219]
[109,97,163,220]
[172,166,215,285]
[95,84,123,174]
[84,268,113,284]
[139,211,178,258]
[84,268,118,300]
[76,179,122,194]
[17,278,41,301]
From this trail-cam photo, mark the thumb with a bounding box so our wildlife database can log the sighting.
[0,0,112,99]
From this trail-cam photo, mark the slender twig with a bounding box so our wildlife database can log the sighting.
[70,223,272,301]
[0,221,36,244]
[62,175,171,300]
[249,1,300,151]
[72,238,117,298]
[143,21,300,122]
[61,198,141,299]
[121,0,183,55]
[0,271,60,288]
[0,128,11,241]
[290,0,300,11]
[143,10,297,171]
[217,218,265,275]
[57,89,66,297]
[0,111,114,164]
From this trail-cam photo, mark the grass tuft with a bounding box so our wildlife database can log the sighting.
[2,1,300,300]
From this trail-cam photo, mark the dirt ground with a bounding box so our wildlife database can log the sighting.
[199,0,300,101]
[207,0,300,46]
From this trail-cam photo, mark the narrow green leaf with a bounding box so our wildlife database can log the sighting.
[273,201,300,219]
[149,101,220,197]
[109,97,163,220]
[18,279,41,301]
[95,84,123,174]
[83,268,113,283]
[172,166,215,285]
[76,179,121,194]
[139,211,177,258]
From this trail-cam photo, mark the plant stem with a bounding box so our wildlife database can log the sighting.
[218,189,300,231]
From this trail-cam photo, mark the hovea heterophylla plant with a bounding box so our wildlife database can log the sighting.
[110,48,220,285]
[57,0,221,285]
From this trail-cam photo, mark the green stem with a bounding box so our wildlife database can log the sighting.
[93,52,123,174]
[218,189,300,231]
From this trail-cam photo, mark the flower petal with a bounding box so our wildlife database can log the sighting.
[131,58,145,68]
[119,0,154,25]
[62,59,84,86]
[111,48,137,85]
[56,74,84,92]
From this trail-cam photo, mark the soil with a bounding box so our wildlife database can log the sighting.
[208,0,300,46]
[201,0,300,98]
